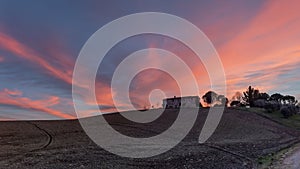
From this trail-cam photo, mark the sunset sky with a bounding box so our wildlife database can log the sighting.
[0,0,300,120]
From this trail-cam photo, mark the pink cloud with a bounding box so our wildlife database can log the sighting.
[2,1,300,118]
[0,56,4,62]
[219,1,300,70]
[0,88,75,119]
[3,88,22,96]
[212,1,300,97]
[0,31,115,113]
[0,32,73,84]
[135,1,300,102]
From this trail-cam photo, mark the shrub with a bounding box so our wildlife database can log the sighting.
[253,99,266,108]
[264,101,281,113]
[280,105,298,118]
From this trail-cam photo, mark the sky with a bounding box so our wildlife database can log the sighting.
[0,0,300,120]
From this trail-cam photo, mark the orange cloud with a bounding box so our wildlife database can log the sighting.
[0,88,75,119]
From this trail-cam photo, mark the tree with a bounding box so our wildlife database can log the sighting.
[202,91,218,107]
[230,92,244,107]
[252,92,270,108]
[217,95,229,107]
[279,95,298,118]
[270,93,284,103]
[199,102,203,108]
[202,91,228,107]
[258,93,270,100]
[282,95,297,105]
[243,86,259,107]
[232,91,243,101]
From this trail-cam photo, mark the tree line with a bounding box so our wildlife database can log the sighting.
[202,86,299,118]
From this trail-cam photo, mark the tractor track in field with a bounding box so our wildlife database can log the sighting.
[0,122,53,166]
[203,144,257,169]
[27,122,53,150]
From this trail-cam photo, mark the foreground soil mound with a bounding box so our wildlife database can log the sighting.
[0,108,299,169]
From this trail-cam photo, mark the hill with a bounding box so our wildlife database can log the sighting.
[0,108,299,169]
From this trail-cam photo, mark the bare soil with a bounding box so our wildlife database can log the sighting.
[0,108,299,169]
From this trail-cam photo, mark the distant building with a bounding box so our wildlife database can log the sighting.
[163,96,200,109]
